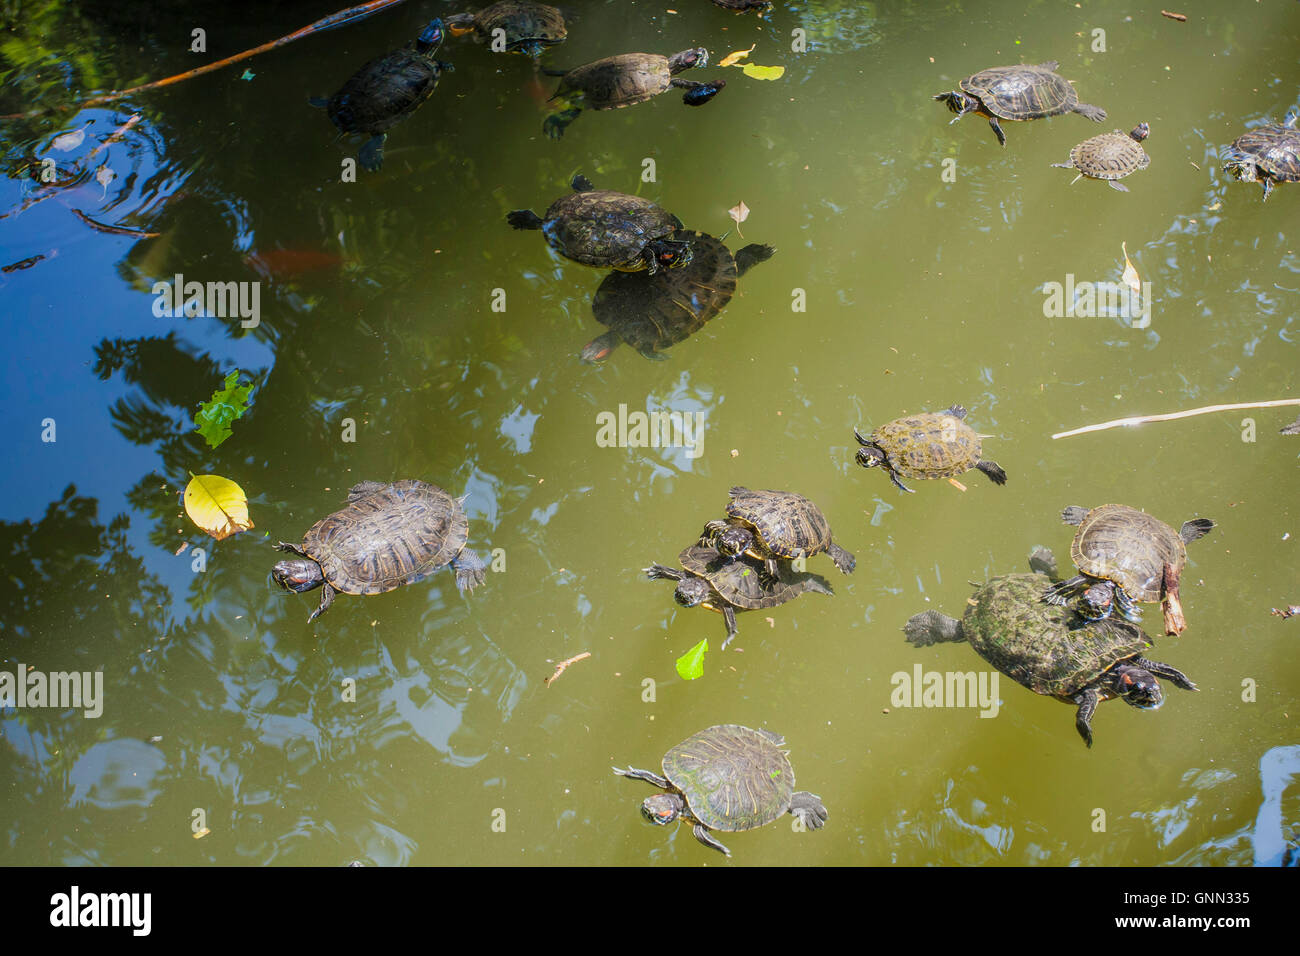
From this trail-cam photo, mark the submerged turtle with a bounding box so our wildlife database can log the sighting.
[645,544,832,647]
[507,173,691,274]
[1223,115,1300,202]
[543,49,725,139]
[311,19,451,172]
[933,61,1106,147]
[1053,123,1151,192]
[1282,413,1300,435]
[710,0,773,11]
[854,405,1007,493]
[614,724,827,857]
[702,486,856,580]
[272,479,485,622]
[445,1,566,57]
[904,549,1197,747]
[1042,504,1214,636]
[581,231,774,362]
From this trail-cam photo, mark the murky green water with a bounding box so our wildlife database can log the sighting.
[1,0,1297,866]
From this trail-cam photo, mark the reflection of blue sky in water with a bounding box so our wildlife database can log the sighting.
[1254,745,1300,866]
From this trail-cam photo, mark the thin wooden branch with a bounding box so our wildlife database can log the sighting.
[1053,399,1300,439]
[544,652,591,687]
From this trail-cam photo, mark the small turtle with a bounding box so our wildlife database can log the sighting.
[272,480,485,622]
[445,1,566,57]
[1053,123,1151,192]
[710,0,773,11]
[310,19,451,172]
[645,544,832,647]
[581,231,774,362]
[507,173,691,274]
[1281,413,1300,435]
[542,49,725,139]
[1223,115,1300,202]
[614,724,827,857]
[934,61,1106,147]
[702,486,855,580]
[854,404,1007,493]
[904,549,1197,747]
[1042,504,1214,636]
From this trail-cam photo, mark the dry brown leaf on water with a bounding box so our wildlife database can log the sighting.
[183,474,254,541]
[719,45,756,68]
[728,200,749,237]
[1121,241,1141,297]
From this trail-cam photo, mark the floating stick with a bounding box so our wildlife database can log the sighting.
[1053,399,1300,439]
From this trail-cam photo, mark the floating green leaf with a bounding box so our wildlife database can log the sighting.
[740,63,785,81]
[195,370,254,448]
[675,638,709,681]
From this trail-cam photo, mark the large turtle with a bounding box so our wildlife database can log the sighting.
[854,405,1007,493]
[614,724,827,857]
[445,1,566,57]
[507,173,691,274]
[271,480,485,622]
[702,486,856,580]
[310,19,451,172]
[904,549,1197,747]
[580,231,774,362]
[1041,504,1214,636]
[542,49,725,139]
[933,61,1106,146]
[1223,115,1300,202]
[1053,123,1151,192]
[645,544,832,647]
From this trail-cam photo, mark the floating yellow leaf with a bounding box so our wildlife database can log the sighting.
[718,45,756,68]
[184,474,254,541]
[740,63,785,81]
[728,200,749,237]
[1121,241,1141,297]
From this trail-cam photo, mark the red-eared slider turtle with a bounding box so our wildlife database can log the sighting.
[703,486,856,580]
[507,173,691,274]
[1223,115,1300,202]
[1053,123,1150,192]
[614,724,827,857]
[644,544,832,648]
[310,19,451,172]
[445,1,566,57]
[933,61,1106,147]
[854,405,1007,493]
[542,49,725,139]
[711,0,773,11]
[581,231,774,362]
[905,549,1197,747]
[271,479,485,622]
[1042,504,1214,636]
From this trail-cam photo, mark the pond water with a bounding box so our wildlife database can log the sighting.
[0,0,1297,866]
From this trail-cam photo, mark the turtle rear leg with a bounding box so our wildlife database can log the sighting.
[1073,686,1101,748]
[644,563,685,582]
[543,108,582,140]
[976,460,1008,485]
[827,542,856,574]
[570,172,595,192]
[506,209,545,230]
[1041,575,1087,606]
[1073,102,1107,122]
[789,791,828,830]
[670,77,726,106]
[903,610,965,647]
[636,345,670,361]
[307,582,336,623]
[1108,180,1130,192]
[720,603,739,649]
[357,133,387,172]
[988,116,1007,147]
[1061,505,1090,525]
[451,547,487,594]
[692,823,730,857]
[1179,518,1215,543]
[886,467,914,494]
[308,96,329,109]
[612,765,670,789]
[1133,657,1197,693]
[1028,547,1058,579]
[734,243,776,276]
[1262,177,1275,202]
[347,480,389,500]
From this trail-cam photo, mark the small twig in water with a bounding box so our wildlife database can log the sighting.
[545,652,591,687]
[1053,399,1300,439]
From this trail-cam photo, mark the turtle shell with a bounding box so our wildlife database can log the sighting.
[556,53,674,110]
[724,487,834,560]
[1068,504,1186,604]
[959,62,1079,120]
[868,409,982,479]
[462,1,566,51]
[300,480,467,595]
[678,545,826,610]
[1228,123,1300,182]
[541,189,682,269]
[1069,130,1150,180]
[327,48,443,136]
[963,573,1153,699]
[661,724,796,832]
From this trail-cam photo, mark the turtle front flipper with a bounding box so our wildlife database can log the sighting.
[275,540,309,556]
[1113,585,1142,623]
[1262,178,1275,202]
[570,172,595,192]
[347,480,390,500]
[644,564,686,582]
[1040,575,1087,606]
[734,243,776,276]
[976,460,1007,485]
[636,345,670,362]
[451,547,487,594]
[612,765,671,789]
[671,77,726,106]
[720,603,739,648]
[506,209,545,230]
[988,116,1007,147]
[1061,505,1090,525]
[692,823,730,857]
[903,610,965,646]
[543,108,582,140]
[827,542,856,574]
[1108,180,1130,192]
[789,791,828,830]
[357,133,388,172]
[1134,657,1197,693]
[308,96,329,109]
[1179,518,1215,543]
[307,581,336,623]
[886,466,914,494]
[1028,547,1058,579]
[1073,686,1101,748]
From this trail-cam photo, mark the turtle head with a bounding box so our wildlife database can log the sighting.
[1079,580,1115,620]
[641,792,685,826]
[1222,154,1258,184]
[1129,122,1150,143]
[854,431,887,470]
[668,47,709,73]
[934,90,979,117]
[674,576,711,608]
[415,19,446,54]
[648,238,692,271]
[272,559,324,594]
[1111,662,1165,711]
[580,331,620,364]
[714,526,752,557]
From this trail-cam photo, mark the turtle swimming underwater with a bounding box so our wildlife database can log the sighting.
[614,724,827,857]
[1053,123,1150,192]
[702,486,856,581]
[855,405,1006,493]
[311,19,451,172]
[1223,115,1300,202]
[543,49,725,139]
[710,0,772,11]
[904,549,1197,747]
[272,480,485,622]
[445,1,566,57]
[933,61,1106,147]
[580,231,773,362]
[645,544,832,647]
[507,173,691,274]
[1041,504,1214,635]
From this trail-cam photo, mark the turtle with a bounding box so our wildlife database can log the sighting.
[1053,123,1151,192]
[1041,504,1215,636]
[310,19,451,172]
[542,49,725,140]
[271,479,485,622]
[580,231,774,362]
[933,61,1106,147]
[904,548,1197,747]
[710,0,773,11]
[614,724,827,857]
[445,1,566,57]
[1281,413,1300,435]
[1223,115,1300,202]
[644,544,833,648]
[507,173,691,274]
[702,486,856,581]
[854,405,1007,493]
